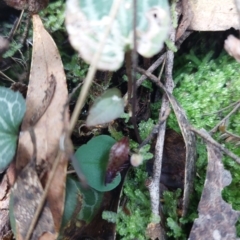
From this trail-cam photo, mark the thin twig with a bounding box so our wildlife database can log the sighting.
[202,100,240,116]
[136,53,166,87]
[0,71,16,83]
[125,51,132,103]
[8,10,24,41]
[136,31,191,88]
[147,25,176,228]
[210,101,240,133]
[224,130,240,141]
[69,0,123,134]
[138,107,171,149]
[190,127,240,164]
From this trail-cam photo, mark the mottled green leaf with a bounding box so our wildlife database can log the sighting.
[65,0,170,70]
[61,177,103,229]
[0,87,26,172]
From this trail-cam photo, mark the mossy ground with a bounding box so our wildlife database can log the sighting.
[2,3,240,238]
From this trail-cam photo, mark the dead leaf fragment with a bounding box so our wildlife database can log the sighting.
[11,161,55,240]
[189,131,240,240]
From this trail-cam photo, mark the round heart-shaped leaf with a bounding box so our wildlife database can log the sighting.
[0,87,26,172]
[73,135,121,192]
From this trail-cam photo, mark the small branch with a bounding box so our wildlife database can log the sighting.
[136,53,166,87]
[136,31,191,88]
[190,127,240,164]
[125,51,133,103]
[8,10,24,41]
[131,0,142,143]
[138,106,171,149]
[223,130,240,141]
[0,71,16,83]
[202,100,240,116]
[210,101,240,134]
[147,25,176,227]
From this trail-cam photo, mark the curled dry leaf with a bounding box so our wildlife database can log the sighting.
[189,132,240,240]
[14,14,69,238]
[105,137,129,185]
[224,35,240,62]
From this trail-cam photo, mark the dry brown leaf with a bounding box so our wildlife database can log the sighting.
[14,14,69,238]
[188,0,239,31]
[189,131,240,239]
[11,161,55,240]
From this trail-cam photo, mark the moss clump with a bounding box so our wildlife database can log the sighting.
[172,49,240,235]
[116,167,151,240]
[171,51,240,131]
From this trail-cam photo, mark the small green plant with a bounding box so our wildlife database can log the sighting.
[40,0,66,33]
[163,189,186,239]
[116,166,151,239]
[59,176,103,238]
[73,135,121,192]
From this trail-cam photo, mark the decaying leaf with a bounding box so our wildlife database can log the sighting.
[224,35,240,62]
[65,0,170,70]
[10,161,55,240]
[189,130,240,240]
[105,137,129,185]
[14,14,69,238]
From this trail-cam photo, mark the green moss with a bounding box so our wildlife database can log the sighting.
[139,118,155,140]
[40,0,66,33]
[172,49,240,235]
[116,166,151,239]
[173,51,240,130]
